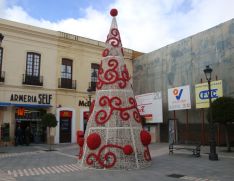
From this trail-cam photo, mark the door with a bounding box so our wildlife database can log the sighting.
[59,118,71,143]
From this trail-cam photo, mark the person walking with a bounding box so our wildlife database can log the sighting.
[25,126,31,146]
[15,125,22,146]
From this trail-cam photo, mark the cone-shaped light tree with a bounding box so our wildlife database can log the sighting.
[80,8,152,170]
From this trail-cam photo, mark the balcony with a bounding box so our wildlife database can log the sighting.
[88,81,97,92]
[0,71,5,82]
[58,78,76,90]
[22,74,43,86]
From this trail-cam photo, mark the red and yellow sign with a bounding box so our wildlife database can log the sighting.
[60,111,72,118]
[17,107,25,116]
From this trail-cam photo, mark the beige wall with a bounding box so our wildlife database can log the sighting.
[0,18,134,144]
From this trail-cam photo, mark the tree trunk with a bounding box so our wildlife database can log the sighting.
[224,124,231,152]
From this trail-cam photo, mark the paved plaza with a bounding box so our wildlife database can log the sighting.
[0,143,233,181]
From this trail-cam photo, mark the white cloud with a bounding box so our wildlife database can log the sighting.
[0,0,234,52]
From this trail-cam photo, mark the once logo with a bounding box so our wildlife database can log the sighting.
[173,88,183,100]
[199,89,218,100]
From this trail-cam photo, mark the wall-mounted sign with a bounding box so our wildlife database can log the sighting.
[195,80,223,108]
[135,92,163,123]
[60,111,72,118]
[10,94,52,105]
[78,100,91,107]
[168,85,191,111]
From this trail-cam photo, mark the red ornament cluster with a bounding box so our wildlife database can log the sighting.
[123,145,133,155]
[140,130,151,146]
[87,133,101,150]
[78,138,84,147]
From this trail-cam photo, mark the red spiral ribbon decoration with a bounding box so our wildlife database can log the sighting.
[86,144,133,168]
[102,48,109,57]
[96,58,130,90]
[106,28,121,47]
[95,96,141,125]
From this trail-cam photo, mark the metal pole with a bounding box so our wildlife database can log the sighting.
[208,79,218,160]
[173,110,177,144]
[186,109,189,143]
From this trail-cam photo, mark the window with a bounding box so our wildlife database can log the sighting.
[59,58,76,89]
[26,52,41,77]
[0,47,4,82]
[90,63,99,91]
[0,47,3,71]
[61,59,72,79]
[23,52,42,86]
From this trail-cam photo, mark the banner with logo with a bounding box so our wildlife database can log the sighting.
[135,92,163,123]
[168,85,191,111]
[195,80,223,108]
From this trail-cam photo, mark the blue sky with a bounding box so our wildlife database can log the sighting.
[6,0,115,21]
[1,0,234,52]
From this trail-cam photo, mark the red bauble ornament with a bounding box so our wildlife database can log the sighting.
[140,130,151,146]
[123,145,133,155]
[78,138,84,147]
[110,8,118,17]
[87,133,101,150]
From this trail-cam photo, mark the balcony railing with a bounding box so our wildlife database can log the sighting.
[58,78,76,89]
[88,81,97,92]
[22,74,43,86]
[0,71,5,82]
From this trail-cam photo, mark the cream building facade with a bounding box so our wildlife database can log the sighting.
[0,18,135,145]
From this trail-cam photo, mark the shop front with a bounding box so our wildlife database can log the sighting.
[15,106,48,144]
[0,91,54,145]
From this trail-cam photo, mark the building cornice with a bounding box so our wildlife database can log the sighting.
[0,18,134,58]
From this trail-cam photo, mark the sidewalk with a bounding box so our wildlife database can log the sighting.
[0,143,234,181]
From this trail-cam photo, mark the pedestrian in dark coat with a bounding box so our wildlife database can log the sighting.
[15,125,22,146]
[25,126,31,146]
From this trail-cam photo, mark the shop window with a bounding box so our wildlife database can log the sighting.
[15,109,46,144]
[23,52,43,86]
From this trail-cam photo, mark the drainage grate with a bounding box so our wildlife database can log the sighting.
[167,174,185,178]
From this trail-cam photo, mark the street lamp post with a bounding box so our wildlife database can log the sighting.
[203,65,218,160]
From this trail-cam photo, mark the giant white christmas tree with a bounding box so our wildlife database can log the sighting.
[79,9,152,170]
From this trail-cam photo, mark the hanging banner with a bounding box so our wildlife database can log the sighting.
[135,92,163,123]
[168,85,191,111]
[195,80,223,108]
